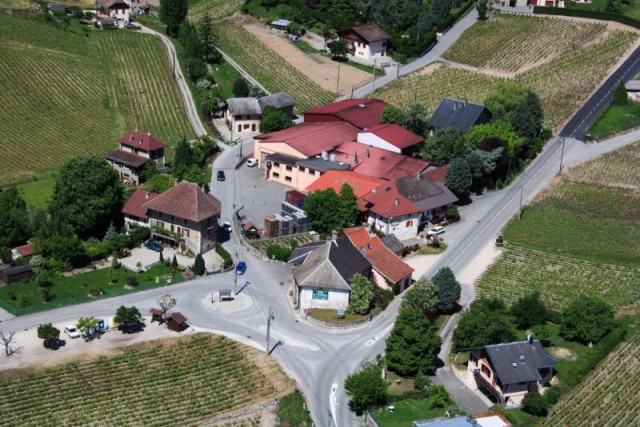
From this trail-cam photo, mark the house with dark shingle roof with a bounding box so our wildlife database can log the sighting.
[463,339,557,407]
[224,92,296,136]
[143,181,221,254]
[430,98,492,133]
[344,227,413,292]
[338,24,391,64]
[106,130,166,185]
[288,236,371,314]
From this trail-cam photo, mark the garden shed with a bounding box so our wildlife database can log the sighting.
[0,264,34,285]
[167,312,188,332]
[149,308,163,323]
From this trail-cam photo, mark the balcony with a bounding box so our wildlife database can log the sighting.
[473,369,504,403]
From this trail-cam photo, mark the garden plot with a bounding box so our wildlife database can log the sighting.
[213,22,335,113]
[541,330,640,427]
[0,334,293,427]
[443,14,607,73]
[477,245,640,312]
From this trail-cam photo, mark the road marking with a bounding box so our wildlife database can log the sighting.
[364,325,393,346]
[330,384,338,427]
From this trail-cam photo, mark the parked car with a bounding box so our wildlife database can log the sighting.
[64,325,80,339]
[144,239,163,252]
[246,158,258,167]
[289,34,299,42]
[236,261,247,275]
[217,170,226,181]
[427,226,445,236]
[223,221,232,233]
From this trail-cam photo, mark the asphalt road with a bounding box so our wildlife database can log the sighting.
[560,44,640,140]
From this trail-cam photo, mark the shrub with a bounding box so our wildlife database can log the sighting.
[544,386,564,405]
[522,391,548,416]
[126,275,138,287]
[266,244,294,262]
[531,324,554,347]
[215,243,233,268]
[446,205,460,221]
[193,254,205,276]
[414,371,432,391]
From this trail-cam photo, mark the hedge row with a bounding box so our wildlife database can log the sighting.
[215,243,233,268]
[565,324,628,386]
[533,6,640,29]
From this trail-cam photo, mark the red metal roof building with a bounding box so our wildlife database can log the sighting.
[305,170,385,200]
[304,99,388,130]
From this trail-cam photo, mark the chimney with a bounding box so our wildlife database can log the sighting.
[139,139,143,145]
[354,151,358,163]
[416,171,421,181]
[147,131,152,136]
[365,148,370,158]
[145,192,150,200]
[129,134,134,142]
[394,197,400,206]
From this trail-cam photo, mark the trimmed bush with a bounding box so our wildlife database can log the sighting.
[566,325,627,386]
[266,244,294,262]
[215,243,233,268]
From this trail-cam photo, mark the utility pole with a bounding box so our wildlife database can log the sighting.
[233,251,238,294]
[335,63,340,96]
[558,136,566,174]
[265,307,275,354]
[518,186,524,219]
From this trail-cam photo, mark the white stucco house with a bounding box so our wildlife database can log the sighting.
[97,0,130,25]
[224,92,296,137]
[337,24,391,66]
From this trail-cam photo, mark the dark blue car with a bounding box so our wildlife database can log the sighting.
[236,261,247,275]
[144,240,163,252]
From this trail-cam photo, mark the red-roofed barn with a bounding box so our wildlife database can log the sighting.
[304,99,388,130]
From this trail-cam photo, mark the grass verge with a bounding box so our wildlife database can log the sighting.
[370,400,447,427]
[277,390,312,427]
[589,101,640,139]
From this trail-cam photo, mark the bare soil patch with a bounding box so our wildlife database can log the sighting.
[243,23,371,95]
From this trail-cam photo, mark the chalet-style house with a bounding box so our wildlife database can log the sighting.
[106,130,166,185]
[337,24,391,65]
[464,339,557,407]
[344,227,413,292]
[304,98,387,130]
[142,181,221,254]
[288,236,371,314]
[122,189,158,229]
[430,98,492,133]
[225,92,295,136]
[97,0,130,25]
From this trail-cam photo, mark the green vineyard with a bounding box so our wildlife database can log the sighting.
[443,15,606,72]
[0,15,194,185]
[566,141,640,187]
[213,22,335,113]
[541,330,640,426]
[188,0,244,22]
[0,334,290,426]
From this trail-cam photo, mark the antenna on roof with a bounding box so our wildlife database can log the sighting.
[365,148,370,158]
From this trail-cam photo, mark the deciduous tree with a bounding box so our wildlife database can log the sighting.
[159,0,188,36]
[445,158,472,200]
[114,305,143,333]
[431,267,461,313]
[156,294,177,321]
[420,127,463,165]
[259,105,293,133]
[145,174,175,194]
[560,297,615,344]
[344,362,388,414]
[0,330,17,356]
[347,274,374,315]
[76,317,99,337]
[453,298,516,350]
[233,78,250,97]
[38,236,89,270]
[37,323,60,348]
[401,279,439,316]
[403,103,429,136]
[304,186,359,234]
[49,156,125,239]
[328,39,348,59]
[510,292,548,330]
[380,105,404,125]
[0,187,30,249]
[385,308,441,376]
[476,0,488,20]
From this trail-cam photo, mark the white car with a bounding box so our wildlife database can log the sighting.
[427,226,445,236]
[246,158,258,167]
[64,326,80,339]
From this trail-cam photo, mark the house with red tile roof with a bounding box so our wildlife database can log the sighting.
[344,227,414,292]
[356,123,423,155]
[337,24,391,65]
[304,98,388,130]
[106,130,166,185]
[122,189,158,229]
[143,181,221,254]
[306,171,385,201]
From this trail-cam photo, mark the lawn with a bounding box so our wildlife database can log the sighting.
[376,28,638,131]
[0,15,194,185]
[14,174,56,210]
[589,101,640,139]
[444,14,606,72]
[277,390,313,427]
[307,308,378,323]
[0,264,185,316]
[573,0,640,21]
[0,334,293,426]
[294,39,319,54]
[210,61,244,100]
[371,400,447,427]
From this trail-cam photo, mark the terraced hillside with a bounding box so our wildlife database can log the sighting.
[0,15,194,185]
[443,15,607,72]
[0,334,293,426]
[213,22,335,113]
[541,330,640,426]
[477,142,640,312]
[375,25,638,130]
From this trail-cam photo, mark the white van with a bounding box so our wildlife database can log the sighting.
[427,226,445,236]
[246,158,258,167]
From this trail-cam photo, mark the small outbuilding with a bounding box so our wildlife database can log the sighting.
[0,264,34,285]
[167,312,188,332]
[270,19,291,31]
[149,307,163,323]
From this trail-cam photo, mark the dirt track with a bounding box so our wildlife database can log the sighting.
[243,24,372,96]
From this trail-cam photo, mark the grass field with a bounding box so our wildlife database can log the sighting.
[376,28,638,131]
[210,61,244,99]
[541,330,640,426]
[15,175,56,209]
[590,102,640,139]
[371,400,447,427]
[0,15,194,185]
[478,140,640,312]
[444,15,606,72]
[0,334,292,426]
[0,264,184,316]
[213,22,335,113]
[188,0,244,22]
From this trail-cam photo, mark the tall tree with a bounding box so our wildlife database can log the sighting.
[484,83,529,120]
[510,101,537,141]
[0,330,16,357]
[37,323,60,348]
[178,21,202,59]
[259,106,293,133]
[344,362,388,415]
[452,298,516,350]
[403,103,429,136]
[613,82,628,106]
[38,235,89,270]
[305,187,358,234]
[386,308,442,376]
[0,187,30,248]
[510,292,548,330]
[431,267,461,313]
[199,12,215,56]
[173,137,194,178]
[561,297,615,344]
[445,158,472,200]
[338,184,359,228]
[401,278,439,316]
[328,40,348,59]
[159,0,189,37]
[347,274,374,315]
[114,305,143,333]
[430,0,448,20]
[525,92,544,134]
[380,105,404,125]
[49,156,125,239]
[421,127,464,165]
[476,0,489,20]
[233,78,250,97]
[193,253,205,276]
